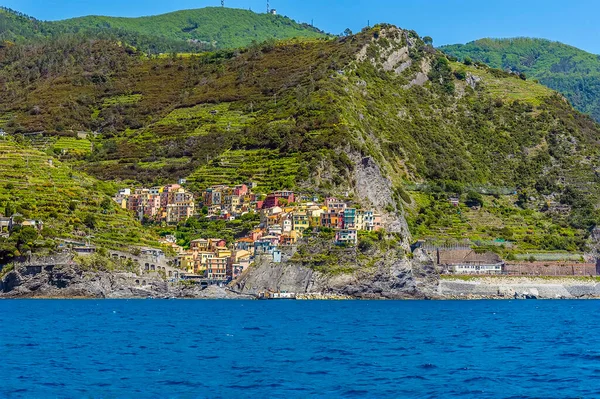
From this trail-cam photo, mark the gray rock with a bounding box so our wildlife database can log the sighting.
[0,264,253,299]
[466,73,481,89]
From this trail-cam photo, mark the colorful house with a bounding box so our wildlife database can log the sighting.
[206,257,228,280]
[292,211,310,234]
[335,229,358,245]
[343,208,357,229]
[263,191,295,209]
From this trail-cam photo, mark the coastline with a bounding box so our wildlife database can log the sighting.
[439,276,600,299]
[4,276,600,300]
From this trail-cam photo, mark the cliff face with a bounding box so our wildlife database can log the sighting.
[0,264,250,299]
[234,248,439,299]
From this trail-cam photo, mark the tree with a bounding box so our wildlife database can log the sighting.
[100,197,113,212]
[277,198,289,207]
[10,226,38,251]
[358,237,374,252]
[463,56,473,66]
[83,213,97,229]
[343,28,353,37]
[465,191,483,208]
[423,36,433,45]
[4,202,15,217]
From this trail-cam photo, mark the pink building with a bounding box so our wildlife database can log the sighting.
[233,184,248,196]
[263,191,295,209]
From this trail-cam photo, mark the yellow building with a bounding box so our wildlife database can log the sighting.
[178,253,195,273]
[190,238,210,252]
[216,247,232,259]
[292,211,310,234]
[193,251,215,275]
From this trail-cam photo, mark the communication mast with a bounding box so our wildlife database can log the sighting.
[221,0,224,6]
[267,0,270,13]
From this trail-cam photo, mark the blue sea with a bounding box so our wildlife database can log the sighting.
[1,300,599,398]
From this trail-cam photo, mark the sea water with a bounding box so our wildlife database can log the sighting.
[0,299,599,398]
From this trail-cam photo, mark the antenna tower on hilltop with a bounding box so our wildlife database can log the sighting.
[221,0,224,6]
[267,0,270,13]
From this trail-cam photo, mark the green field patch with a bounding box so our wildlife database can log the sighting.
[51,137,92,154]
[407,192,586,253]
[102,94,143,108]
[452,62,553,105]
[154,103,253,136]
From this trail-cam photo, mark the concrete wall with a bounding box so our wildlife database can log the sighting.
[504,262,597,276]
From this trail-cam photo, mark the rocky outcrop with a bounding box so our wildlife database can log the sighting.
[234,248,439,299]
[0,264,252,299]
[466,73,481,89]
[351,153,412,250]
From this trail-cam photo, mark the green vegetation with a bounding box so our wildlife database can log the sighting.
[75,252,139,273]
[1,24,600,254]
[408,191,589,252]
[0,6,327,53]
[441,38,600,121]
[0,138,158,261]
[188,150,302,192]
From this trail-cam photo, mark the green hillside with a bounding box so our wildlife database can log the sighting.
[0,137,158,260]
[0,6,327,52]
[0,7,44,42]
[441,38,600,121]
[1,25,600,254]
[52,8,326,49]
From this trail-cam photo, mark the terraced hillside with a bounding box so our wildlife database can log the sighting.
[0,138,158,254]
[2,25,600,253]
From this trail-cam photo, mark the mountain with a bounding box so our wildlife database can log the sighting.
[440,38,600,122]
[2,24,600,259]
[0,6,327,52]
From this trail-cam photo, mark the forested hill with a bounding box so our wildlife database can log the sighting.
[0,6,327,52]
[441,38,600,121]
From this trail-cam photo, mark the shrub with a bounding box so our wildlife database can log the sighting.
[453,69,466,80]
[358,237,374,252]
[465,191,483,208]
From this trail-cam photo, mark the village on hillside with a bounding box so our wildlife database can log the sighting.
[1,177,598,285]
[112,182,384,282]
[107,182,600,283]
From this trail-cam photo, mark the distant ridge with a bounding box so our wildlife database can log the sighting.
[0,6,328,52]
[441,37,600,121]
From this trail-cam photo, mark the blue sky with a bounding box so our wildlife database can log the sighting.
[4,0,600,53]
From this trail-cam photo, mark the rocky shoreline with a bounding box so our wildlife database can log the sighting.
[3,260,600,300]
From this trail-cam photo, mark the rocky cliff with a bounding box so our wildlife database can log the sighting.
[234,246,439,299]
[0,264,250,299]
